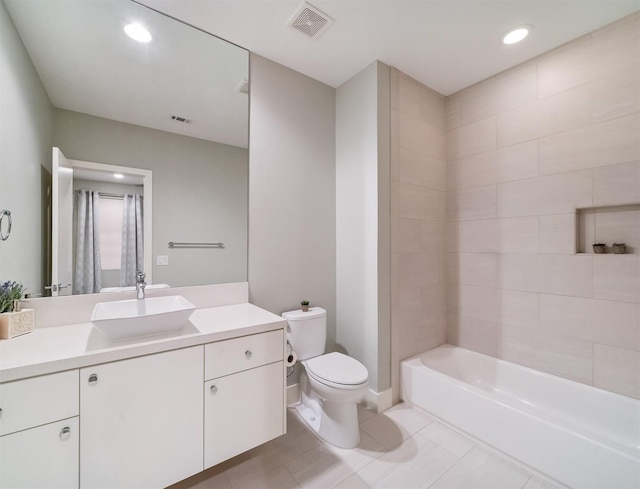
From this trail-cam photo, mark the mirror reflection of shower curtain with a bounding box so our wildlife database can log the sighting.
[74,190,102,294]
[120,194,144,286]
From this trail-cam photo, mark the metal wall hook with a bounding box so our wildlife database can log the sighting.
[0,210,11,241]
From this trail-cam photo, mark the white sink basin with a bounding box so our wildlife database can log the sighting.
[90,295,196,340]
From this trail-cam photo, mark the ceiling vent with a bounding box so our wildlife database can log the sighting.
[236,79,249,94]
[288,2,333,39]
[170,115,190,124]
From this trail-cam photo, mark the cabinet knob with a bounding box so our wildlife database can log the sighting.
[210,385,218,395]
[59,426,71,440]
[245,350,252,359]
[88,374,98,385]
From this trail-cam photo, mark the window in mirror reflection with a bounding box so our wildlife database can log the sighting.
[98,196,123,271]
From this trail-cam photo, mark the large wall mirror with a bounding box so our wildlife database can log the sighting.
[0,0,249,296]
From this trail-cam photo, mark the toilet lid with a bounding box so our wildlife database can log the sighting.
[304,352,369,386]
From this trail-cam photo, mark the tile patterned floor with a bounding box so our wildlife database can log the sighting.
[171,403,562,489]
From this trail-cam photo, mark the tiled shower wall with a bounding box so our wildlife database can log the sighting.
[390,68,448,403]
[446,13,640,398]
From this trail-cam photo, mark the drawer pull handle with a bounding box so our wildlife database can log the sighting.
[0,407,2,418]
[210,385,218,395]
[59,426,71,440]
[88,374,98,385]
[245,350,252,359]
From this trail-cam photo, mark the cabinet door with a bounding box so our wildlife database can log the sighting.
[0,417,79,489]
[80,346,203,488]
[204,361,284,469]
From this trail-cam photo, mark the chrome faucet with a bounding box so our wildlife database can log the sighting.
[136,270,146,299]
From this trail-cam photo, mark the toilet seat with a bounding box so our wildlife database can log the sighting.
[304,352,369,389]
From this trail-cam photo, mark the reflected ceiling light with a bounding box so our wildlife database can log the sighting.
[124,23,152,43]
[502,25,531,45]
[113,173,124,179]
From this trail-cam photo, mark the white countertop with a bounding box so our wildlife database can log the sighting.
[0,303,285,383]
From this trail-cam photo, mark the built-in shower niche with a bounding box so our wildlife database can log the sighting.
[576,204,639,254]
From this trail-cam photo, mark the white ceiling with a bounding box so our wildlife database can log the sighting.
[141,0,639,96]
[74,167,144,186]
[6,0,638,149]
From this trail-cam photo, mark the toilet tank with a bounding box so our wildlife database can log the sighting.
[282,307,326,360]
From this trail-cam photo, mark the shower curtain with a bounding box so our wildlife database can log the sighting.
[120,194,144,286]
[74,190,102,294]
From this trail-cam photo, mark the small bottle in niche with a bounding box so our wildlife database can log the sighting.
[592,243,606,254]
[612,243,626,254]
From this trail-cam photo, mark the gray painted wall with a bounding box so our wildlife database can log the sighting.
[0,1,53,293]
[335,61,391,393]
[248,54,337,365]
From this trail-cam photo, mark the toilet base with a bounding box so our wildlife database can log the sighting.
[297,370,362,449]
[295,402,321,435]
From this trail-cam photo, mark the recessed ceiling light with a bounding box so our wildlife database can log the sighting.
[113,173,124,179]
[124,23,152,43]
[502,25,531,45]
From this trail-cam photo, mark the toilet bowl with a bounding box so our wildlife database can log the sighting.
[282,308,369,449]
[301,352,369,448]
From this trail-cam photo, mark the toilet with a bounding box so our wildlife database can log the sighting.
[282,307,369,449]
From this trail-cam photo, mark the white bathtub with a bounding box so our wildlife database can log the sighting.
[401,345,640,489]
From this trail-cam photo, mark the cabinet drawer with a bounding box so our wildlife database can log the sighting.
[205,330,283,380]
[0,370,79,436]
[0,417,79,489]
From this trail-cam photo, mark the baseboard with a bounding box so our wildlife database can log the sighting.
[288,382,392,413]
[365,387,393,413]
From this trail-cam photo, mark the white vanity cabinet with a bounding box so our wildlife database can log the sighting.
[80,346,203,489]
[0,300,288,488]
[204,330,286,468]
[0,370,79,488]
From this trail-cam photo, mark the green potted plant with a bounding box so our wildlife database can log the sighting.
[0,281,34,339]
[592,243,606,254]
[300,300,310,312]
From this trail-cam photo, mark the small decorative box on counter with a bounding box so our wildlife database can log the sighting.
[0,281,32,339]
[0,308,34,339]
